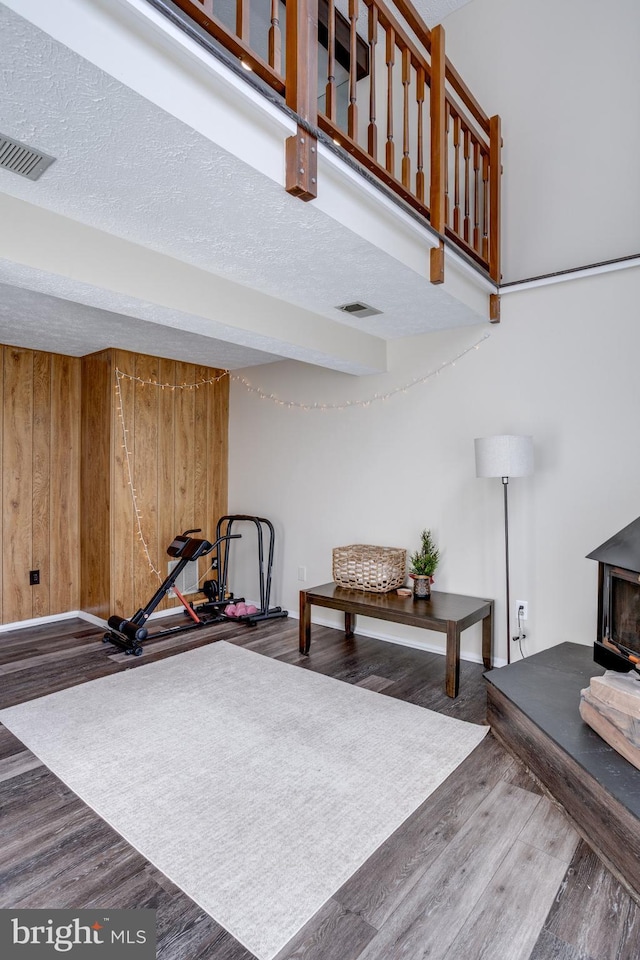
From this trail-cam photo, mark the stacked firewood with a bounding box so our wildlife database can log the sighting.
[580,670,640,770]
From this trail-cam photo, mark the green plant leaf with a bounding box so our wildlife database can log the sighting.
[409,528,440,576]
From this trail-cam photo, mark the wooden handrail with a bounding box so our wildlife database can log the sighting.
[160,0,501,284]
[389,0,490,134]
[444,58,490,135]
[387,0,432,51]
[446,95,489,153]
[362,0,431,79]
[171,0,285,90]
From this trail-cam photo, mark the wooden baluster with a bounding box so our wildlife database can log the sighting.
[444,102,450,226]
[463,126,470,243]
[325,0,336,121]
[401,47,411,189]
[348,0,358,140]
[453,114,460,235]
[416,66,425,204]
[285,0,319,201]
[236,0,250,42]
[481,149,489,261]
[368,5,378,157]
[473,140,480,252]
[489,114,502,283]
[268,0,282,75]
[429,23,446,236]
[385,27,395,176]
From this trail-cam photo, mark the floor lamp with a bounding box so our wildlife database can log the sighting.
[474,435,534,664]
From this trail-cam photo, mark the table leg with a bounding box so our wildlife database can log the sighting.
[345,612,357,638]
[299,591,311,654]
[445,621,460,698]
[482,606,493,670]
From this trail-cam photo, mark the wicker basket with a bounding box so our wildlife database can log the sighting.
[332,544,407,593]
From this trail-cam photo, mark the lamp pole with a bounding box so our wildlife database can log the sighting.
[474,434,533,667]
[502,476,511,664]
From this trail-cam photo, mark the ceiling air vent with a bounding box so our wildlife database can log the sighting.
[337,301,382,319]
[0,134,56,181]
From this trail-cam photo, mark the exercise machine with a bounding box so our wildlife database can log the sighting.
[104,516,288,656]
[195,515,289,626]
[103,528,240,656]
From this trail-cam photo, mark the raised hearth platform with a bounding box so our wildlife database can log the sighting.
[485,642,640,902]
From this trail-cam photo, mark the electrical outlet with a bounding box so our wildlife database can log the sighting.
[29,570,40,586]
[516,600,528,621]
[297,566,307,582]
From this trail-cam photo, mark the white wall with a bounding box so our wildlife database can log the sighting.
[443,0,640,281]
[226,0,640,666]
[229,265,640,663]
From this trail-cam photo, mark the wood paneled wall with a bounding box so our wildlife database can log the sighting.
[1,346,81,624]
[80,350,112,619]
[81,349,229,620]
[0,344,228,627]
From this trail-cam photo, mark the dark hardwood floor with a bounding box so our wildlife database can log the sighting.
[0,615,638,960]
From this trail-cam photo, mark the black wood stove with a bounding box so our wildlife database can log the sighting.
[587,516,640,672]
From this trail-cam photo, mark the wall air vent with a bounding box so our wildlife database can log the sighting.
[0,134,56,181]
[337,301,382,319]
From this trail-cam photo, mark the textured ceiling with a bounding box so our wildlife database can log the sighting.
[412,0,474,26]
[0,1,486,372]
[0,274,282,369]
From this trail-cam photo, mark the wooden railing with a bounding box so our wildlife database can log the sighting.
[168,0,501,282]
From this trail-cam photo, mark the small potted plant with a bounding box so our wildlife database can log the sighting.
[409,529,440,600]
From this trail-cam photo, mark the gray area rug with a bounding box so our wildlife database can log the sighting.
[0,641,487,959]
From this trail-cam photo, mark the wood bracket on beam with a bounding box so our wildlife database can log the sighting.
[285,126,318,201]
[430,240,445,284]
[489,293,501,323]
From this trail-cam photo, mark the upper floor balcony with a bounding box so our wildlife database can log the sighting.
[165,0,501,283]
[0,0,502,375]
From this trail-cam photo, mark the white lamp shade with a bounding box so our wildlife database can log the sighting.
[474,434,534,478]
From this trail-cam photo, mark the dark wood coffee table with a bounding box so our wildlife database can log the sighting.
[299,582,494,698]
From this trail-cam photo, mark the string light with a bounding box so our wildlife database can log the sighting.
[229,332,489,410]
[115,332,488,411]
[116,371,229,388]
[114,370,162,581]
[115,332,488,571]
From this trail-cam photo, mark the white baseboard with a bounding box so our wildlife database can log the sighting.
[0,604,190,635]
[0,610,94,634]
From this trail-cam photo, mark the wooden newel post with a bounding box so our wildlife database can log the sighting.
[429,24,446,283]
[488,114,502,283]
[285,0,319,201]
